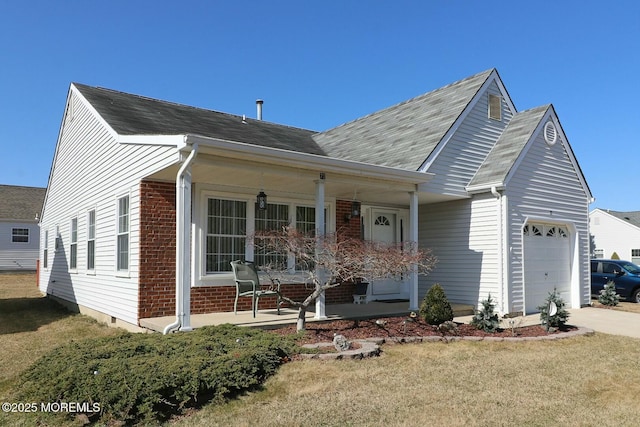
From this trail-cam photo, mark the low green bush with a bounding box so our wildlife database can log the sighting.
[471,293,500,332]
[598,280,620,306]
[17,324,297,425]
[419,283,454,325]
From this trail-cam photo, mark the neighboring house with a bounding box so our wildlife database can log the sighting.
[0,185,46,271]
[589,208,640,263]
[39,68,592,331]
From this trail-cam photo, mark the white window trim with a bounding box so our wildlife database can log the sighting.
[116,193,131,277]
[87,208,96,275]
[192,186,334,287]
[69,216,78,273]
[43,229,49,270]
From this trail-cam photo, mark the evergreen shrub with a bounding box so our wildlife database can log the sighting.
[537,288,570,331]
[419,283,454,325]
[471,293,500,332]
[18,324,297,425]
[598,280,620,306]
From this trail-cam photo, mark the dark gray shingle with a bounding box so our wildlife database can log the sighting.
[73,84,325,156]
[311,69,495,170]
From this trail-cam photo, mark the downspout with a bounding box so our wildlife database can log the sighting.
[491,186,507,314]
[163,142,198,334]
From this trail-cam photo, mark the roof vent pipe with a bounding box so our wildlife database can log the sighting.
[256,99,263,120]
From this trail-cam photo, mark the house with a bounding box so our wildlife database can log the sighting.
[0,184,46,271]
[39,68,593,331]
[589,208,640,263]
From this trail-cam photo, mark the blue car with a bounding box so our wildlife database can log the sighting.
[591,259,640,303]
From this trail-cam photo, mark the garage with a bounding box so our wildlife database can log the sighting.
[523,223,571,314]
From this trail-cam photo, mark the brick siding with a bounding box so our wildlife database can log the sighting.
[138,183,361,319]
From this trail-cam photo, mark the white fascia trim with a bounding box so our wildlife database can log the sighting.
[117,134,185,146]
[183,134,433,186]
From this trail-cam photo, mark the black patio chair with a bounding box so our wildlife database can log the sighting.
[230,260,281,317]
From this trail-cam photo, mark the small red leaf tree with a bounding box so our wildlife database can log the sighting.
[252,225,437,331]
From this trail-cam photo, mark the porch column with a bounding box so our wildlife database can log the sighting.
[409,191,419,311]
[315,173,327,319]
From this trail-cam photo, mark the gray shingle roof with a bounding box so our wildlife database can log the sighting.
[605,210,640,229]
[0,185,46,221]
[73,84,325,156]
[311,69,495,170]
[468,105,550,188]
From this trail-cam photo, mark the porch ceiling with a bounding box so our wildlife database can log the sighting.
[147,151,459,207]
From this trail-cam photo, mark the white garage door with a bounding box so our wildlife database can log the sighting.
[523,223,571,314]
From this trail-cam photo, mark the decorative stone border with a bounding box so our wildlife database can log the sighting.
[299,327,595,360]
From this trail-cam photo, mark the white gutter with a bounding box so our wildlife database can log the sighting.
[163,142,199,334]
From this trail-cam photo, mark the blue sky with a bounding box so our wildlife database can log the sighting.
[1,1,638,211]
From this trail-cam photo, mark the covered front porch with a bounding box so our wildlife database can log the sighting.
[139,301,475,333]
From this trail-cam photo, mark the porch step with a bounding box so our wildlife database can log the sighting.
[451,303,475,317]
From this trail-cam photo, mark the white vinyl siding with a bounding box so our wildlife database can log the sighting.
[505,118,590,312]
[589,209,640,263]
[419,194,499,307]
[0,221,40,270]
[38,87,179,325]
[422,82,513,197]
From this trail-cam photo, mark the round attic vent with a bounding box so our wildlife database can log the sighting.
[544,121,557,146]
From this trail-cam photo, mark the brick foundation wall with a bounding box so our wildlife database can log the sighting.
[138,187,362,319]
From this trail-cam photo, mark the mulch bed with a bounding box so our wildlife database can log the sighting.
[269,316,577,345]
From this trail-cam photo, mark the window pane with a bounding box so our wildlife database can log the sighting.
[12,228,29,243]
[206,198,247,273]
[87,240,95,270]
[70,244,77,269]
[88,210,96,239]
[117,235,129,270]
[254,203,288,268]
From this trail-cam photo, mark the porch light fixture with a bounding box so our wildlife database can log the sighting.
[351,200,361,218]
[257,190,268,210]
[345,199,361,222]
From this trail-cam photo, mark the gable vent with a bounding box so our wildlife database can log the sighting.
[488,94,501,121]
[543,121,557,146]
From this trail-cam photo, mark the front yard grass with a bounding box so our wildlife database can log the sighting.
[175,335,640,426]
[2,273,640,426]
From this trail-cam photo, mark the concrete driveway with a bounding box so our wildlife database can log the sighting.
[567,307,640,339]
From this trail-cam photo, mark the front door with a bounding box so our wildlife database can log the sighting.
[370,211,400,296]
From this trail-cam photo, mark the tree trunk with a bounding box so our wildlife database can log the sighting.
[296,305,307,332]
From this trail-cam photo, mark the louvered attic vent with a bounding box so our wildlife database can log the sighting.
[488,94,501,121]
[544,121,557,146]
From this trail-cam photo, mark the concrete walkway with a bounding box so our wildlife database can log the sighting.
[565,307,640,339]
